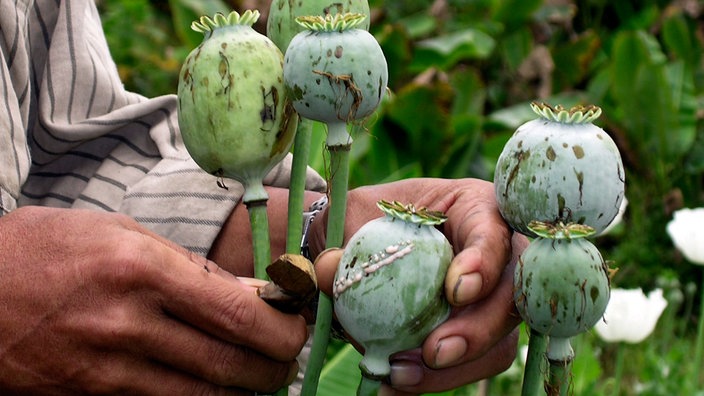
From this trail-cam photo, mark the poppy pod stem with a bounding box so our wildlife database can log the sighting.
[545,337,574,396]
[302,144,350,395]
[521,329,547,396]
[246,200,271,280]
[357,376,381,396]
[285,119,314,254]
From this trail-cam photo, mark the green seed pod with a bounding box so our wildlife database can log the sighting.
[513,224,610,338]
[283,13,387,146]
[267,0,370,51]
[334,201,453,379]
[493,103,625,237]
[177,10,297,202]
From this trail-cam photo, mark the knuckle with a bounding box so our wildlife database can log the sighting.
[218,290,259,334]
[94,235,157,287]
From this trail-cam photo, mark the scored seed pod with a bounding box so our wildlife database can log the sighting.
[513,222,611,339]
[493,102,625,237]
[177,10,297,202]
[267,0,370,51]
[333,200,453,380]
[283,13,388,146]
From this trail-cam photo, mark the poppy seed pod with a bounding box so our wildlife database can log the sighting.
[333,201,452,379]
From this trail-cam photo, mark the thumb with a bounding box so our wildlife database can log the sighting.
[313,248,344,296]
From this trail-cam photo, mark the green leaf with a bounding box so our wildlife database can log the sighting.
[444,115,485,179]
[490,0,543,29]
[684,133,704,175]
[664,60,697,158]
[385,81,451,156]
[317,343,363,396]
[552,30,602,91]
[351,123,424,185]
[662,11,700,70]
[395,12,437,39]
[449,68,485,117]
[411,29,495,72]
[376,24,414,88]
[499,28,534,72]
[609,30,696,162]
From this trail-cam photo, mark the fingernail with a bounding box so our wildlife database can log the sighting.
[389,360,423,387]
[433,336,467,368]
[312,247,343,266]
[452,273,483,305]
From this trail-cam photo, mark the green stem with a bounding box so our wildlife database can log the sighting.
[679,283,696,336]
[271,117,315,396]
[285,118,314,254]
[610,343,625,396]
[547,358,572,396]
[301,143,351,396]
[246,200,271,280]
[521,329,548,396]
[692,282,704,391]
[545,337,574,396]
[659,289,679,354]
[275,120,312,396]
[357,376,382,396]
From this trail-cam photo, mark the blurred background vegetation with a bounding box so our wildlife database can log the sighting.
[99,0,703,393]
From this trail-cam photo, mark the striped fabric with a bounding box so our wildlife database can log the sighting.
[0,0,325,256]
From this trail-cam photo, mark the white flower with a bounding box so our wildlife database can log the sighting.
[599,197,628,236]
[666,208,704,265]
[594,288,667,343]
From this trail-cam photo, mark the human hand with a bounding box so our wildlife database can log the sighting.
[0,206,306,395]
[311,178,529,394]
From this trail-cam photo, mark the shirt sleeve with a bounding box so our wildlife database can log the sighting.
[2,0,326,256]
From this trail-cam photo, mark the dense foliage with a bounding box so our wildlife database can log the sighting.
[100,0,704,393]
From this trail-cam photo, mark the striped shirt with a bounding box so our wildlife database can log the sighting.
[0,0,325,256]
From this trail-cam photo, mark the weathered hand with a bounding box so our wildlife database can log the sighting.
[312,178,528,394]
[0,206,306,395]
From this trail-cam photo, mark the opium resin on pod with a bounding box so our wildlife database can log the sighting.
[333,200,452,379]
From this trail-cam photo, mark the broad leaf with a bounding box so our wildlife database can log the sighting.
[317,344,362,396]
[411,29,495,72]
